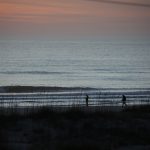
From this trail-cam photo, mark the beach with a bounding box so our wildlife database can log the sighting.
[0,86,150,109]
[0,86,150,150]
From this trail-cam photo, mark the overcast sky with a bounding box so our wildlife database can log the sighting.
[0,0,150,39]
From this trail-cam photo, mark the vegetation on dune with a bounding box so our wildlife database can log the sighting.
[0,106,150,150]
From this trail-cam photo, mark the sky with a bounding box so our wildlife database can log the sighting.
[0,0,150,39]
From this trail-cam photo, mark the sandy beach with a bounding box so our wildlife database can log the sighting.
[0,86,150,109]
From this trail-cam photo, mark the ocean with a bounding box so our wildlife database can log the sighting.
[0,40,150,88]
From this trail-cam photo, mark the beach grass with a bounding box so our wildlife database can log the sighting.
[0,86,150,150]
[0,105,150,150]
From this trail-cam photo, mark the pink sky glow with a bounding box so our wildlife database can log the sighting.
[0,0,150,38]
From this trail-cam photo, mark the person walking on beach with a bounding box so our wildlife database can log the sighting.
[86,95,89,107]
[122,95,127,108]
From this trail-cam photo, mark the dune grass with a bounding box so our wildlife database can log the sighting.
[0,105,150,150]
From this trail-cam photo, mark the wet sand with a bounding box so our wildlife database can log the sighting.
[0,86,150,108]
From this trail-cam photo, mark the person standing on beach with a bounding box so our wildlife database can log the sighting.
[122,95,127,108]
[86,95,89,107]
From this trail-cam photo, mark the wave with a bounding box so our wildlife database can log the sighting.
[0,71,71,75]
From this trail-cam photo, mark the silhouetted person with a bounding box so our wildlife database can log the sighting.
[86,95,89,107]
[122,95,127,108]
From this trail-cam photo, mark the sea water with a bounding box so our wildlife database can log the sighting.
[0,40,150,88]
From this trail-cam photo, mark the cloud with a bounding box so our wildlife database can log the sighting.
[88,0,150,8]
